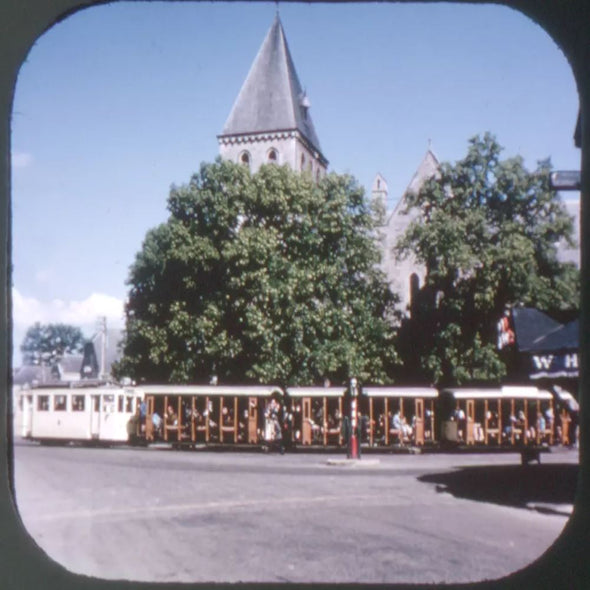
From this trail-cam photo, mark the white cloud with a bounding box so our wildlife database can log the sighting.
[12,288,125,334]
[11,289,126,367]
[11,151,33,169]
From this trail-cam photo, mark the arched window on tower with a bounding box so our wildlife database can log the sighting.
[300,154,305,171]
[239,151,251,167]
[268,148,278,163]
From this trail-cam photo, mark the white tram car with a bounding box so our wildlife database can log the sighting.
[15,383,142,444]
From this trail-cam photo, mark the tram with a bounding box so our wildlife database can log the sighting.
[13,380,575,455]
[361,387,439,446]
[16,382,142,444]
[438,386,555,447]
[285,386,347,446]
[135,384,284,446]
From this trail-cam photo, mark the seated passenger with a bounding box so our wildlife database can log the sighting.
[474,422,484,442]
[166,405,178,426]
[401,416,413,439]
[392,410,402,431]
[152,412,163,438]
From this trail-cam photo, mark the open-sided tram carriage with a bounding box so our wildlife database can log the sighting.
[362,387,438,446]
[16,382,142,444]
[136,385,284,446]
[285,386,347,446]
[438,386,555,460]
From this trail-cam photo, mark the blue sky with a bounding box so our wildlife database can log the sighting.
[11,2,581,365]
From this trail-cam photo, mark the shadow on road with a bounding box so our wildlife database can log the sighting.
[419,463,578,513]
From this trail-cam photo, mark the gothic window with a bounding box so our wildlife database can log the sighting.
[300,154,305,171]
[410,273,420,311]
[268,148,278,163]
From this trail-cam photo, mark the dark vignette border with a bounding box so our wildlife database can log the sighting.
[1,1,589,589]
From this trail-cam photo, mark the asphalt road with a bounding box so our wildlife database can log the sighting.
[11,441,578,585]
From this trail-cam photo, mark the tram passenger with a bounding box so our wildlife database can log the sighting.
[282,404,293,449]
[166,405,178,426]
[545,407,554,430]
[203,401,218,436]
[425,409,433,440]
[152,412,163,439]
[504,414,517,440]
[401,416,412,441]
[516,410,526,441]
[391,410,411,443]
[237,409,248,442]
[264,397,284,454]
[455,408,466,441]
[392,410,403,431]
[357,410,368,444]
[292,403,302,442]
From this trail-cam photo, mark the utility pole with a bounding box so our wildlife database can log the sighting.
[97,316,107,379]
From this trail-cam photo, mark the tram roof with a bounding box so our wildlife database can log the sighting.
[137,385,283,397]
[442,386,553,400]
[26,383,131,394]
[285,386,347,398]
[363,386,439,398]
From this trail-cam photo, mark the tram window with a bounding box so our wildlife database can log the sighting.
[37,396,49,411]
[72,395,85,412]
[54,395,67,411]
[118,395,124,413]
[125,396,134,412]
[92,396,100,412]
[102,395,115,413]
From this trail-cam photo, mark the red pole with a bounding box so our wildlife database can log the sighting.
[349,378,359,459]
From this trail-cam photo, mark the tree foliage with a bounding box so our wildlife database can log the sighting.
[395,133,579,386]
[20,322,85,366]
[116,160,398,385]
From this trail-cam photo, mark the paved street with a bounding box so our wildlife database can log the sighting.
[12,441,578,585]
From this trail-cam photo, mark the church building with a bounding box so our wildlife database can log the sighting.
[217,14,580,319]
[372,149,439,312]
[218,15,328,178]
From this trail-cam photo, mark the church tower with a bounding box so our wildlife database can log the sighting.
[218,15,328,177]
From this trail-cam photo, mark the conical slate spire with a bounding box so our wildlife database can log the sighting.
[220,15,324,156]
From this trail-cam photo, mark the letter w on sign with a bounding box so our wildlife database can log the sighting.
[533,355,554,370]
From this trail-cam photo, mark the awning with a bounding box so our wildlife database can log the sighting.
[553,385,580,411]
[511,308,563,352]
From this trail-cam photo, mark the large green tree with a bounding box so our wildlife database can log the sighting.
[395,133,579,386]
[20,322,85,366]
[116,160,398,385]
